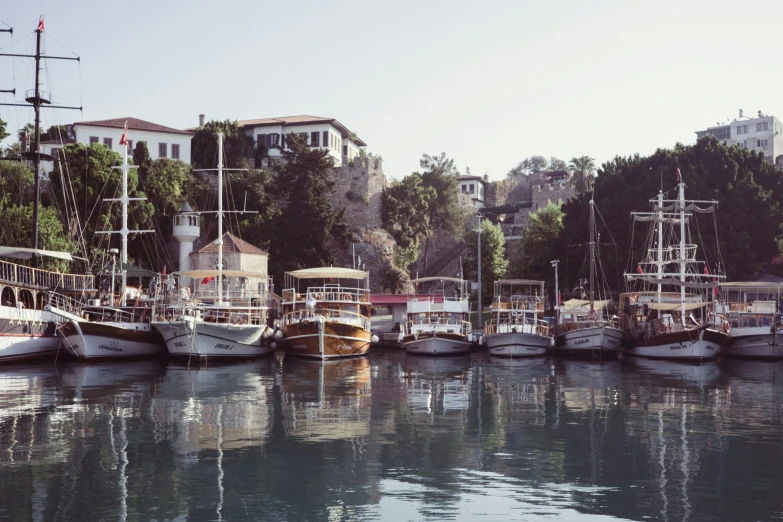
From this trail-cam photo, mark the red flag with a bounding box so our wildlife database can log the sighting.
[37,18,44,32]
[201,276,214,285]
[162,265,167,275]
[703,265,709,275]
[558,290,563,306]
[119,121,129,147]
[637,264,643,274]
[676,168,682,182]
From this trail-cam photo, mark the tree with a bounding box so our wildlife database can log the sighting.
[381,173,436,269]
[191,119,255,169]
[510,202,564,295]
[522,155,548,174]
[265,133,350,284]
[419,152,466,274]
[0,116,8,142]
[40,125,69,142]
[549,157,568,171]
[465,218,508,304]
[568,155,596,195]
[0,160,34,208]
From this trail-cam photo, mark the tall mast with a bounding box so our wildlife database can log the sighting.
[656,190,663,318]
[31,27,42,265]
[589,199,595,312]
[217,132,224,305]
[679,179,686,319]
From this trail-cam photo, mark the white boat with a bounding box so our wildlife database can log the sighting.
[280,267,375,360]
[715,282,783,359]
[151,133,274,361]
[552,200,623,356]
[401,277,473,355]
[484,279,550,357]
[619,171,730,360]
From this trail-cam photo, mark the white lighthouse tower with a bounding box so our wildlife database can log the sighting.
[173,201,200,286]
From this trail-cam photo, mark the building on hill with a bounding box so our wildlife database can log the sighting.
[39,117,194,176]
[696,110,783,166]
[189,231,270,295]
[458,175,488,208]
[235,114,367,167]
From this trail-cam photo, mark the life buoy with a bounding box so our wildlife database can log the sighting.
[723,322,730,333]
[343,293,352,301]
[657,322,667,335]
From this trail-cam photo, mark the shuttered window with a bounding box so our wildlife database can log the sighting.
[257,134,267,148]
[159,143,167,158]
[172,144,180,159]
[311,131,320,146]
[323,131,328,149]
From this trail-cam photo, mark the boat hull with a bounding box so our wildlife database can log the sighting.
[403,332,472,355]
[485,331,548,357]
[59,320,163,360]
[623,327,727,360]
[282,319,371,359]
[552,326,623,355]
[0,308,59,363]
[723,328,783,359]
[152,320,273,359]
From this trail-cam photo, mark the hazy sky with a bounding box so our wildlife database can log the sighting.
[1,0,782,180]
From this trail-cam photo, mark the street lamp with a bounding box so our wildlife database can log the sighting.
[476,213,483,328]
[550,259,560,313]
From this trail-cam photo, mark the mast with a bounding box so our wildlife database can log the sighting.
[589,199,595,312]
[656,190,663,318]
[679,179,686,319]
[31,27,43,265]
[218,132,224,305]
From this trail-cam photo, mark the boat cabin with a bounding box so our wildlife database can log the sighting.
[402,277,472,338]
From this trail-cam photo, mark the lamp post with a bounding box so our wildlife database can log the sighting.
[550,259,560,314]
[476,213,483,329]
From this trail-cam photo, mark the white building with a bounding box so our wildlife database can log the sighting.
[234,115,367,167]
[38,117,194,176]
[458,175,488,208]
[696,111,783,165]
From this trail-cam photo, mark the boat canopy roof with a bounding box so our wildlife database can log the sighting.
[646,301,706,311]
[719,281,783,291]
[495,279,545,286]
[410,276,465,284]
[286,267,369,280]
[0,246,75,262]
[563,299,611,312]
[176,269,268,278]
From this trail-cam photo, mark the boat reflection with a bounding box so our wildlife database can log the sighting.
[403,354,471,415]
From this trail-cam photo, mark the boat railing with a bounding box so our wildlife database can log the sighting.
[282,308,371,330]
[484,318,549,337]
[646,312,729,337]
[282,286,370,304]
[557,318,612,333]
[492,298,544,312]
[401,319,472,336]
[0,258,94,291]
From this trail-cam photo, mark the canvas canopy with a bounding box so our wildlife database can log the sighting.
[287,267,369,280]
[0,246,74,261]
[563,299,611,312]
[176,269,268,278]
[646,301,706,311]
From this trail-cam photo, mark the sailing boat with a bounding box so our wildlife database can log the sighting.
[0,18,89,362]
[56,126,164,359]
[151,133,274,360]
[552,199,623,355]
[619,172,730,359]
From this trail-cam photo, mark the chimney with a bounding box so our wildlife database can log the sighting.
[199,114,205,128]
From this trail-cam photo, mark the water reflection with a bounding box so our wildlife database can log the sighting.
[0,353,782,520]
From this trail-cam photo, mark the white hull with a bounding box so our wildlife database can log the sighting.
[0,305,60,362]
[60,321,163,360]
[622,338,720,360]
[553,326,623,354]
[724,328,783,359]
[485,331,548,357]
[152,320,273,359]
[404,335,471,355]
[0,333,60,362]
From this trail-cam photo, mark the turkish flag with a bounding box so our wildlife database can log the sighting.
[119,121,129,147]
[37,18,44,31]
[703,265,709,275]
[637,264,643,274]
[201,276,214,285]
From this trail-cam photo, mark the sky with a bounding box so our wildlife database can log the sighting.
[2,0,783,181]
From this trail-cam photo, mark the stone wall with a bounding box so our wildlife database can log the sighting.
[327,156,386,232]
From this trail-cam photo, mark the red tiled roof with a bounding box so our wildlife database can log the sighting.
[195,232,267,255]
[235,115,367,146]
[74,117,194,136]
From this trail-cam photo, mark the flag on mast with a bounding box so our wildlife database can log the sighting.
[676,168,682,182]
[119,121,129,148]
[37,17,44,32]
[703,264,709,275]
[637,264,643,274]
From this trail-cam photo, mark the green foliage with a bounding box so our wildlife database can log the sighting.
[0,116,8,142]
[510,202,564,290]
[507,156,567,177]
[394,244,420,271]
[380,264,409,293]
[265,133,350,285]
[419,153,466,273]
[191,120,255,169]
[568,155,596,195]
[0,160,34,208]
[381,173,436,251]
[466,218,508,303]
[40,125,69,142]
[230,168,279,255]
[0,204,76,270]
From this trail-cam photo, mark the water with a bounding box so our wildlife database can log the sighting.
[1,351,783,521]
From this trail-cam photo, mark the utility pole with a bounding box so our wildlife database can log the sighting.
[550,259,560,314]
[476,214,483,328]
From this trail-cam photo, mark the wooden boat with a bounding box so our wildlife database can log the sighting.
[401,277,473,356]
[552,200,623,355]
[484,279,550,357]
[619,172,730,360]
[281,267,374,359]
[715,282,783,359]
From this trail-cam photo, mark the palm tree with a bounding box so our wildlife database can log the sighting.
[568,155,596,196]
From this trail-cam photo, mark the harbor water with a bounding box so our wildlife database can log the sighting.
[1,350,782,521]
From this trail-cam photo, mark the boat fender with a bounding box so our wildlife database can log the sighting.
[723,322,730,333]
[371,335,379,343]
[657,322,667,335]
[270,341,278,350]
[343,293,352,301]
[274,328,284,339]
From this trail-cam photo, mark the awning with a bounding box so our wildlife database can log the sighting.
[646,301,707,311]
[175,269,268,278]
[287,267,369,280]
[563,299,611,312]
[0,246,74,262]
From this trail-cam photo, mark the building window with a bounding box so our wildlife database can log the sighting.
[89,136,99,144]
[342,145,347,156]
[269,133,279,147]
[743,140,747,149]
[737,125,748,135]
[758,122,769,132]
[51,147,60,158]
[172,144,180,159]
[103,137,113,149]
[462,184,467,193]
[311,131,320,147]
[758,138,769,148]
[322,131,328,149]
[159,143,167,158]
[127,140,133,152]
[469,184,475,194]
